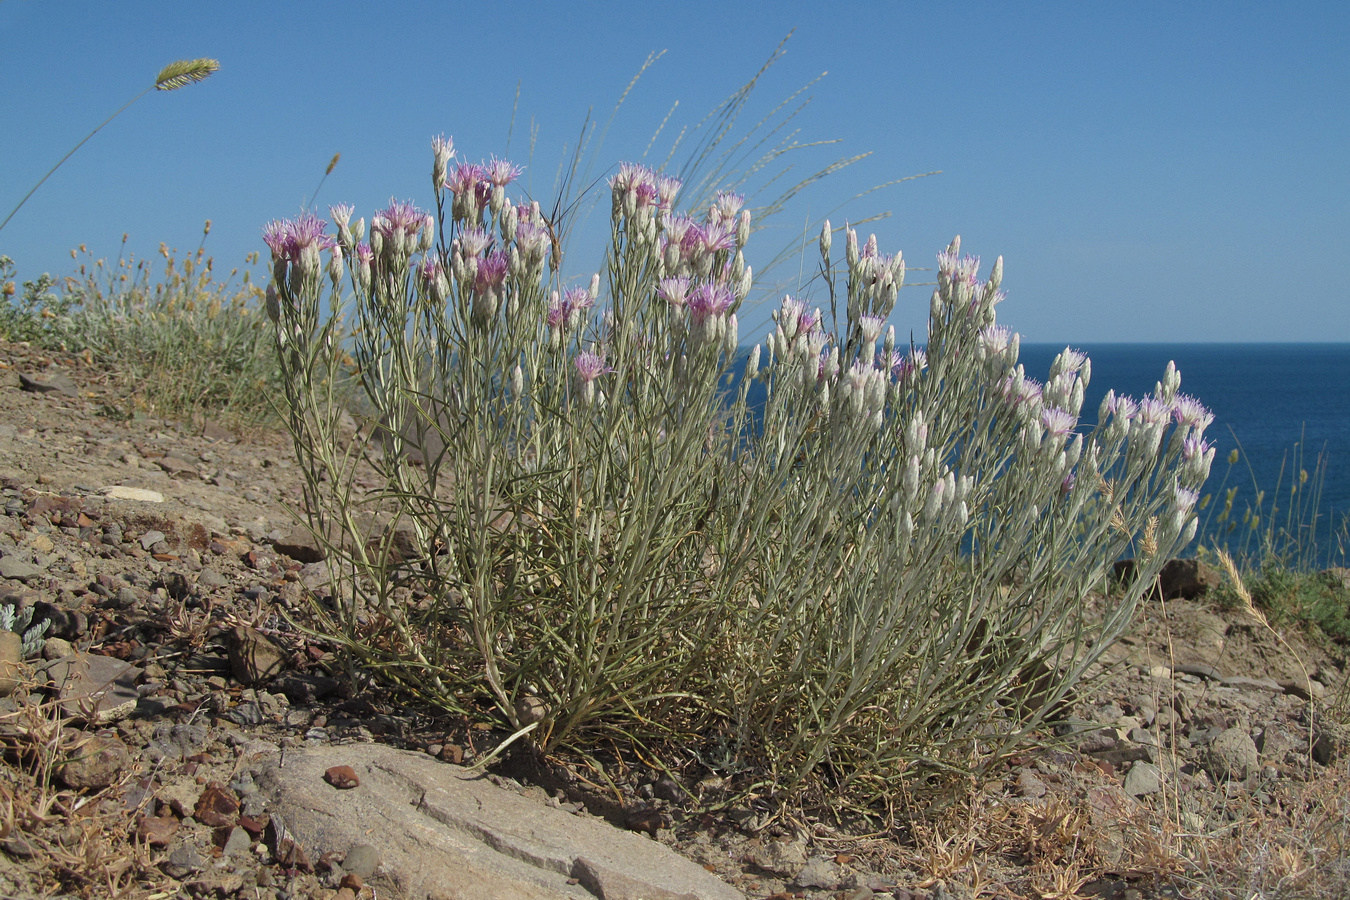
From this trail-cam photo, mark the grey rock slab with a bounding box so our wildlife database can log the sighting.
[36,651,140,723]
[0,555,43,582]
[254,742,742,900]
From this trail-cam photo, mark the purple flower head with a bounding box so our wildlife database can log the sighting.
[711,191,745,224]
[890,348,928,383]
[574,350,612,384]
[978,324,1013,355]
[419,256,442,282]
[662,214,698,249]
[1172,394,1214,430]
[936,249,980,286]
[473,250,509,294]
[446,162,484,196]
[262,213,335,262]
[655,175,682,211]
[1138,396,1172,426]
[1060,472,1076,496]
[355,242,374,265]
[1174,486,1199,515]
[857,315,885,344]
[372,200,429,243]
[611,162,656,195]
[693,220,736,256]
[686,282,734,324]
[455,227,493,258]
[777,296,819,340]
[1182,433,1212,461]
[546,287,594,331]
[633,179,661,210]
[484,156,522,187]
[658,276,692,309]
[514,220,550,262]
[1104,390,1137,421]
[1041,407,1077,437]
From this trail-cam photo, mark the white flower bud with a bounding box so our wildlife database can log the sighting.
[747,343,761,380]
[511,364,524,397]
[819,220,832,263]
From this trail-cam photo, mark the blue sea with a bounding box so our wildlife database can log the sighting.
[1017,344,1350,563]
[736,342,1350,565]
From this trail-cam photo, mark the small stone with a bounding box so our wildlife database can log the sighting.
[136,813,179,847]
[746,836,808,878]
[102,486,164,503]
[164,842,205,878]
[194,782,241,828]
[218,825,252,856]
[58,733,131,790]
[0,631,22,697]
[139,530,166,551]
[342,843,379,878]
[1207,727,1259,781]
[228,626,286,685]
[324,765,359,789]
[1016,768,1047,798]
[795,856,841,890]
[1123,760,1163,797]
[41,636,74,660]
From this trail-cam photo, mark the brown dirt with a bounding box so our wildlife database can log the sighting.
[1,340,1347,900]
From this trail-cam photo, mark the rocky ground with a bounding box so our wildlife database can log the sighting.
[0,339,1348,900]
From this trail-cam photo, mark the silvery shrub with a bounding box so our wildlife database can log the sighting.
[264,136,1213,802]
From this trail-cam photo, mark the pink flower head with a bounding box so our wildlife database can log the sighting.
[633,179,661,210]
[662,214,697,249]
[372,200,429,242]
[455,227,493,258]
[611,162,656,195]
[547,287,593,331]
[658,276,692,309]
[1182,433,1212,461]
[686,282,734,324]
[655,175,682,211]
[446,162,485,196]
[711,191,745,224]
[484,156,522,187]
[1103,390,1137,421]
[890,347,928,383]
[1172,394,1214,430]
[978,324,1013,355]
[857,315,885,344]
[1138,396,1172,425]
[262,213,335,261]
[1041,407,1077,437]
[419,256,442,282]
[473,250,509,294]
[936,249,981,286]
[693,220,736,256]
[574,350,612,383]
[1057,348,1088,375]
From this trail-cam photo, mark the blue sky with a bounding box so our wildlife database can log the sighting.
[1,1,1347,343]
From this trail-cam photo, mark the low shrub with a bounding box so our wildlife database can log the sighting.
[265,137,1214,805]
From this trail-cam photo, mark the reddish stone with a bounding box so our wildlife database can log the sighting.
[135,813,179,846]
[193,782,240,827]
[238,812,270,836]
[324,765,359,789]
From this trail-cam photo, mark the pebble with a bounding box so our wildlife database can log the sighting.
[342,843,379,878]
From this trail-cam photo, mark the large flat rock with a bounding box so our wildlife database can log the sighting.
[253,742,742,900]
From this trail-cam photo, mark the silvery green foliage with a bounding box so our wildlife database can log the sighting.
[264,141,1212,801]
[0,603,50,657]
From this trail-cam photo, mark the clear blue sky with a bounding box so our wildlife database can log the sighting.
[2,1,1347,343]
